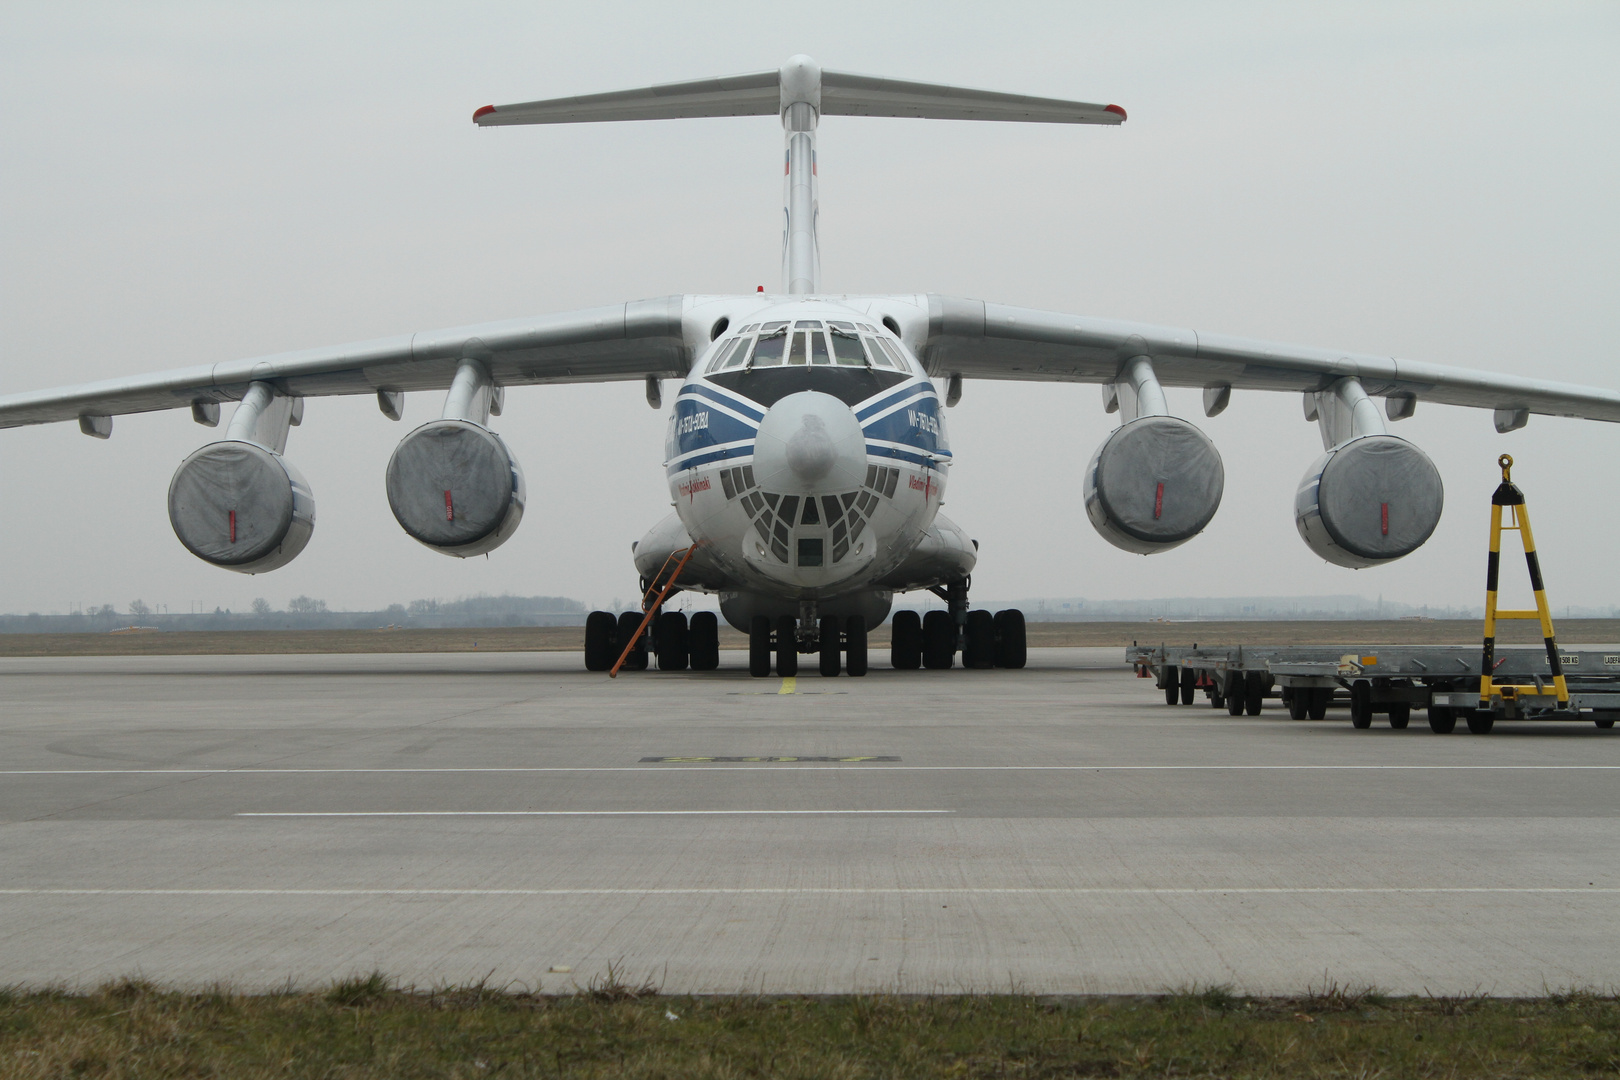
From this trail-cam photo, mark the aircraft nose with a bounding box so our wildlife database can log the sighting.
[753,391,866,494]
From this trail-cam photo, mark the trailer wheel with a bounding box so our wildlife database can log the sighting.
[1164,666,1179,706]
[1244,672,1265,716]
[1287,691,1308,721]
[1466,710,1495,734]
[1428,706,1456,734]
[1180,667,1196,705]
[1387,702,1411,729]
[1307,687,1329,721]
[1226,673,1245,715]
[1349,682,1373,728]
[1596,718,1615,729]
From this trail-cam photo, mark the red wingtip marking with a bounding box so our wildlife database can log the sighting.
[1104,104,1127,121]
[472,105,496,121]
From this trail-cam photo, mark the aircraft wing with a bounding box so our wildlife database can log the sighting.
[0,298,691,431]
[918,295,1620,425]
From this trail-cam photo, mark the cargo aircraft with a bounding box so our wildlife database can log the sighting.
[4,56,1618,678]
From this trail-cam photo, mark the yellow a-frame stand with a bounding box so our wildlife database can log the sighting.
[1479,454,1568,712]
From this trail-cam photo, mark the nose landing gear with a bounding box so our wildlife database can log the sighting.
[747,611,868,677]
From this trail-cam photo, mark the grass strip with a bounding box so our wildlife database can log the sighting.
[3,973,1618,1078]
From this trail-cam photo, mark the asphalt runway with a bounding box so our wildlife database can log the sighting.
[2,647,1617,995]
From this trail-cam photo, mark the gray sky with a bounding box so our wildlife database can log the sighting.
[2,1,1617,616]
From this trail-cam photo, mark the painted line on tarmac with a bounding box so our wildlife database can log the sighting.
[0,887,1616,897]
[233,809,955,817]
[8,765,1620,775]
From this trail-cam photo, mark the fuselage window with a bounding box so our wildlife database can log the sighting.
[801,496,820,525]
[797,537,824,567]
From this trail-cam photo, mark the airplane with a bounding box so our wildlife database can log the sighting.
[3,55,1618,680]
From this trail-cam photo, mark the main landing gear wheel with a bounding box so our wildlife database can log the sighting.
[1349,681,1373,728]
[994,609,1026,669]
[775,615,798,677]
[1428,706,1457,734]
[922,610,956,669]
[1180,667,1196,706]
[962,610,996,669]
[655,611,689,671]
[584,610,616,671]
[749,615,772,678]
[891,610,921,670]
[819,616,841,677]
[1466,710,1495,734]
[1387,702,1411,729]
[616,611,648,671]
[688,611,719,672]
[1164,666,1180,706]
[846,615,868,677]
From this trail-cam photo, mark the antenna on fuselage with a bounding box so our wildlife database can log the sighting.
[471,57,1126,295]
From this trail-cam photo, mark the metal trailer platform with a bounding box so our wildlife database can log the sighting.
[1126,643,1620,734]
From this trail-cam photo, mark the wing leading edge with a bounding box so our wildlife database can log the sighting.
[0,298,690,431]
[918,295,1620,425]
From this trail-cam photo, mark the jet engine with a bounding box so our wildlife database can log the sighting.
[1294,434,1442,568]
[1084,415,1225,554]
[168,440,316,573]
[385,419,526,557]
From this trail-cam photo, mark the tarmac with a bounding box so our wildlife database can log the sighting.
[2,647,1617,995]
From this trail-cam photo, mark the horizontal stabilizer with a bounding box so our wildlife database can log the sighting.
[473,62,1124,127]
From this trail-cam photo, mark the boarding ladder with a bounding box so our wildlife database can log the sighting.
[608,544,697,678]
[1478,455,1569,712]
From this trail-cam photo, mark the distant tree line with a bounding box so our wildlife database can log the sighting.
[0,594,587,634]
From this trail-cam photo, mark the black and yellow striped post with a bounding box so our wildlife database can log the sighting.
[1479,454,1569,711]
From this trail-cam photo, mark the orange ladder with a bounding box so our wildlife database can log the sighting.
[609,544,698,678]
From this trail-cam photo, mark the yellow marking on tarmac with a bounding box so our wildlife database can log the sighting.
[779,677,797,695]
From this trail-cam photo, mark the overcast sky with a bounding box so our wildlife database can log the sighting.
[1,2,1617,616]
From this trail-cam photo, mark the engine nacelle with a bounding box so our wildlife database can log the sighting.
[385,419,526,557]
[1294,435,1443,568]
[168,440,316,573]
[1084,415,1225,554]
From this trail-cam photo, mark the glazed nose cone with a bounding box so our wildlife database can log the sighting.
[752,391,866,494]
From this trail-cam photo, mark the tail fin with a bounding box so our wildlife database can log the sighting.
[472,57,1124,293]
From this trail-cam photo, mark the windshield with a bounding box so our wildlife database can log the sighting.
[703,318,917,376]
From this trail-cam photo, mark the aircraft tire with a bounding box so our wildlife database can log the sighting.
[615,611,648,671]
[891,611,922,670]
[846,616,868,677]
[963,610,995,669]
[688,611,719,671]
[1307,688,1329,721]
[1388,702,1411,729]
[1180,667,1196,705]
[776,615,798,677]
[655,611,689,671]
[994,609,1026,669]
[1164,666,1180,706]
[1466,710,1495,735]
[584,611,616,671]
[748,616,772,677]
[1428,706,1457,734]
[922,610,955,669]
[819,616,841,677]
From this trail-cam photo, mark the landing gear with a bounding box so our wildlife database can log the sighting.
[820,616,841,677]
[891,610,922,670]
[922,610,956,669]
[655,611,688,671]
[993,609,1026,669]
[846,616,868,677]
[616,611,648,671]
[584,611,616,671]
[688,611,719,671]
[962,610,996,669]
[775,615,798,677]
[749,615,772,677]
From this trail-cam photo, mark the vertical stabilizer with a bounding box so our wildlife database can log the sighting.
[779,56,821,295]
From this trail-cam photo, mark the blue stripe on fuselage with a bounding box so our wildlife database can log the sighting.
[672,393,759,460]
[679,383,765,422]
[860,391,946,457]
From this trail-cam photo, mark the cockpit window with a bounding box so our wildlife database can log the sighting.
[749,329,787,368]
[795,320,823,329]
[829,326,868,367]
[809,330,833,366]
[863,336,897,370]
[876,338,913,372]
[786,331,809,365]
[705,337,744,373]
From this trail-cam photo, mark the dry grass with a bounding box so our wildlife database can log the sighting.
[1,618,1616,657]
[2,977,1618,1078]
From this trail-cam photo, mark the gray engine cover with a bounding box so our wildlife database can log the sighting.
[1295,435,1443,568]
[385,419,526,557]
[1084,415,1225,554]
[167,440,315,573]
